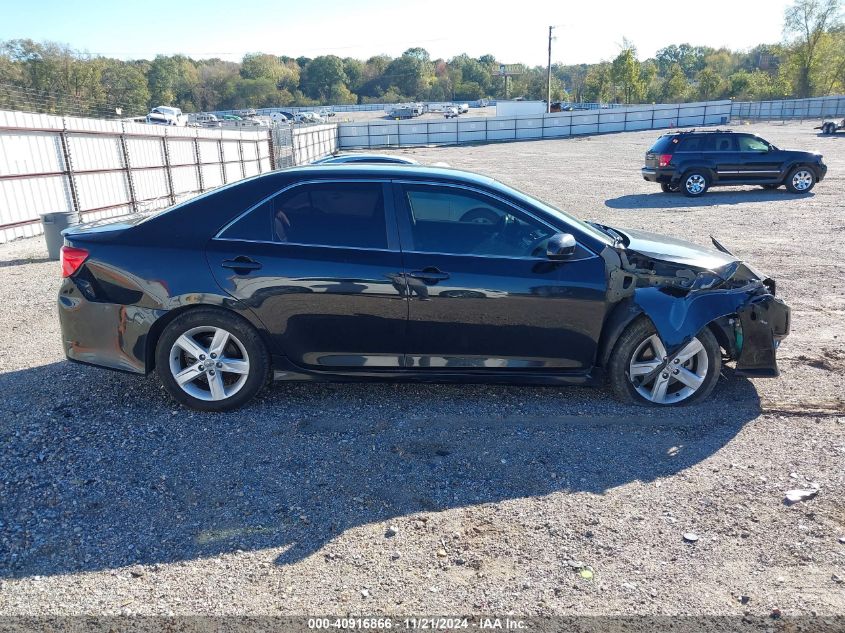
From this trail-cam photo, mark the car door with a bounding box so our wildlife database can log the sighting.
[206,179,409,369]
[710,134,744,182]
[736,134,785,182]
[393,181,609,371]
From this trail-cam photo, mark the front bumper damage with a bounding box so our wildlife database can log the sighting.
[603,241,790,378]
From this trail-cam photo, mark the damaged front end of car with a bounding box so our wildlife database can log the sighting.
[599,230,790,378]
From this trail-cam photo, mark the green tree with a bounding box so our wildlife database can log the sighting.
[696,67,725,100]
[583,62,613,102]
[300,55,347,101]
[662,63,690,102]
[783,0,842,96]
[611,42,644,103]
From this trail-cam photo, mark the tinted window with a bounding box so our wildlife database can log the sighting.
[648,136,675,153]
[738,136,770,151]
[273,182,388,249]
[219,199,272,241]
[403,186,554,258]
[708,135,738,152]
[676,136,704,151]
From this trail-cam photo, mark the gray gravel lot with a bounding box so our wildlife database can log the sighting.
[0,122,843,618]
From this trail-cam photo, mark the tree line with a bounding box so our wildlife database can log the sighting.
[0,0,841,118]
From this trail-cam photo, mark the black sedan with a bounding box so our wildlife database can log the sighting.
[58,166,790,411]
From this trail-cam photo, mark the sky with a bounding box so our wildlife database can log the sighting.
[0,0,794,65]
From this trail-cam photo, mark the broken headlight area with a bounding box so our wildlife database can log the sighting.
[618,251,772,297]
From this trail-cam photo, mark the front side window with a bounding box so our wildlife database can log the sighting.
[273,182,388,249]
[738,136,770,152]
[402,186,555,258]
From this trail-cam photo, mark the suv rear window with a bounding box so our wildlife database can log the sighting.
[648,136,676,153]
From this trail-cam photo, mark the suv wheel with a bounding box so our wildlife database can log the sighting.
[660,183,680,193]
[681,171,710,197]
[785,167,816,194]
[156,309,270,411]
[608,318,721,406]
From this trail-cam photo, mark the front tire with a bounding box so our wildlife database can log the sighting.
[660,183,680,193]
[785,166,816,193]
[681,171,710,197]
[608,318,721,406]
[156,309,270,412]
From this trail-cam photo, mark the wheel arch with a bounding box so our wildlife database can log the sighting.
[144,302,271,374]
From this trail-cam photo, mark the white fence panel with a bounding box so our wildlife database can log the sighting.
[0,109,277,243]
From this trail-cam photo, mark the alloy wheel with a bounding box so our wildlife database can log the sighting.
[685,174,706,195]
[168,326,251,402]
[628,334,709,404]
[791,170,813,191]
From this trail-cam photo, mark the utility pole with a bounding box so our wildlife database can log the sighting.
[547,25,555,113]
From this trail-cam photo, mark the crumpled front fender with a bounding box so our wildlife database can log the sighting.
[633,285,760,353]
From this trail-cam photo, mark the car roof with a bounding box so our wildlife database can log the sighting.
[314,153,418,164]
[277,164,495,186]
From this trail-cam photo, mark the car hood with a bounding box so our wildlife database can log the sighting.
[614,227,737,271]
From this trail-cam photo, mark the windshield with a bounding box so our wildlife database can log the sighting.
[496,182,614,246]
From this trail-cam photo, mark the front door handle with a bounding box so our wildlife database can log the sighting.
[222,256,262,273]
[409,267,450,282]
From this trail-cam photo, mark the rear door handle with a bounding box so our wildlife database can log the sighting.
[409,267,450,282]
[222,257,262,272]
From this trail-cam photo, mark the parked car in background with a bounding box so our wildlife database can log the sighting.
[187,113,221,128]
[457,103,470,114]
[269,112,290,124]
[220,114,242,121]
[444,106,459,118]
[390,107,415,120]
[295,111,324,123]
[58,165,789,412]
[642,129,827,197]
[318,108,336,118]
[146,106,187,126]
[311,153,419,165]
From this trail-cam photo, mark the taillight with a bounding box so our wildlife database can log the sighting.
[658,154,673,168]
[60,246,89,278]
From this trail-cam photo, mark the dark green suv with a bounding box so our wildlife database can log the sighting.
[641,130,827,197]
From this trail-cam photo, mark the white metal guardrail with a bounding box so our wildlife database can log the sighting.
[337,100,733,149]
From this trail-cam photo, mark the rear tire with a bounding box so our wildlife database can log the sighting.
[608,318,721,406]
[156,308,270,412]
[681,170,710,197]
[785,166,816,194]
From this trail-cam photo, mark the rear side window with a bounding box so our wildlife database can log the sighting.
[648,136,675,153]
[676,136,704,152]
[218,199,272,241]
[273,182,388,249]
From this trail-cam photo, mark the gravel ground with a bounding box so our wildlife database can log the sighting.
[0,122,843,619]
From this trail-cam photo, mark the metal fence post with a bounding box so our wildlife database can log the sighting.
[161,131,176,206]
[194,134,205,192]
[118,123,138,213]
[238,136,246,179]
[59,121,80,216]
[267,127,276,170]
[291,129,298,166]
[218,137,227,184]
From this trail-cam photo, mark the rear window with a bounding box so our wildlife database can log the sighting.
[648,136,676,153]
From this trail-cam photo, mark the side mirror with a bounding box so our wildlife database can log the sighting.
[547,232,577,260]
